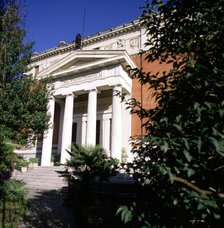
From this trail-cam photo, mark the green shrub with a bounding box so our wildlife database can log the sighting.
[28,157,39,164]
[61,144,120,226]
[65,144,119,184]
[0,179,28,226]
[0,138,16,182]
[61,144,119,207]
[15,158,30,170]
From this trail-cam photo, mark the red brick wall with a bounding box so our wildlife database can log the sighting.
[130,53,172,138]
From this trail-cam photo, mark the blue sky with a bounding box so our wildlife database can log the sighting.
[24,0,144,52]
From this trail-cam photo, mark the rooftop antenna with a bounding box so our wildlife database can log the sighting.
[82,8,86,38]
[74,8,85,50]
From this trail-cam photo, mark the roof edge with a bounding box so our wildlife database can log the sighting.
[31,19,141,62]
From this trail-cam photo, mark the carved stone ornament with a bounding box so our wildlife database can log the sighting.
[129,37,139,49]
[42,61,50,70]
[117,38,126,48]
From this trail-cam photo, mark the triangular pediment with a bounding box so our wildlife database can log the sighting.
[37,50,136,78]
[55,58,105,73]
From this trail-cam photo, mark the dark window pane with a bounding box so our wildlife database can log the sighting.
[72,122,77,144]
[96,120,100,145]
[109,118,112,152]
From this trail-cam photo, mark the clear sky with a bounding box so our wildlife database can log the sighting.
[24,0,144,53]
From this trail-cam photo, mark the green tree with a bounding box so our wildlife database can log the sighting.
[0,1,49,225]
[0,77,51,145]
[0,0,32,86]
[0,1,50,179]
[119,0,224,227]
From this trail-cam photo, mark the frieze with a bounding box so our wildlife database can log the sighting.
[60,71,101,87]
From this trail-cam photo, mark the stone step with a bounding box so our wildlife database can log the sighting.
[14,175,66,181]
[14,178,67,187]
[27,166,66,172]
[24,183,67,191]
[12,166,69,191]
[14,172,66,179]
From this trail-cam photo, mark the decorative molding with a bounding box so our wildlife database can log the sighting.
[59,71,102,88]
[31,20,141,62]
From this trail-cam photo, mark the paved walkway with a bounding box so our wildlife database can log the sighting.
[13,167,80,228]
[19,187,79,228]
[14,166,136,227]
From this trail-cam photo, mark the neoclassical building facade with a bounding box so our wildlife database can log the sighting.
[26,20,149,166]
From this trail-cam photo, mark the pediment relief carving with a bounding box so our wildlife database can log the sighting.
[53,58,105,74]
[38,50,136,86]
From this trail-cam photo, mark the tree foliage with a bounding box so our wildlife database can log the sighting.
[0,77,51,145]
[0,0,50,146]
[121,0,224,227]
[0,1,50,187]
[0,0,33,86]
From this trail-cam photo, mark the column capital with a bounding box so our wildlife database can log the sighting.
[65,93,78,99]
[88,88,98,93]
[49,96,55,101]
[113,85,122,97]
[66,93,75,97]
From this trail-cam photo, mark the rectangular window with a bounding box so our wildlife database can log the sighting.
[34,65,39,76]
[96,120,100,145]
[72,122,77,144]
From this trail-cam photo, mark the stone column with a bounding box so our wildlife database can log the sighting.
[60,94,74,164]
[111,86,122,160]
[41,97,55,166]
[81,117,87,145]
[102,117,110,153]
[57,101,65,155]
[86,89,97,146]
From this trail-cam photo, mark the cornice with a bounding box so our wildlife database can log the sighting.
[37,50,135,79]
[31,19,141,63]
